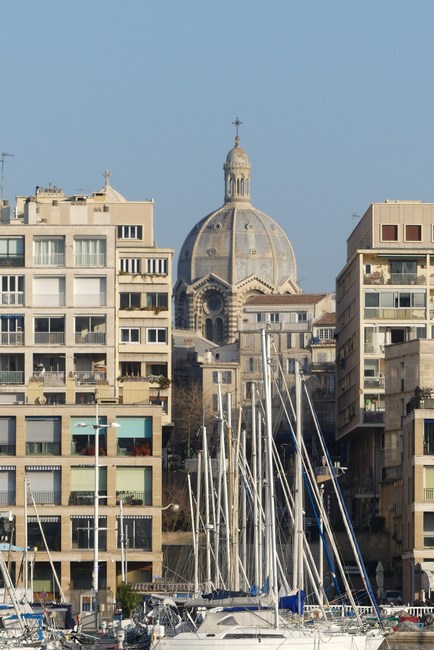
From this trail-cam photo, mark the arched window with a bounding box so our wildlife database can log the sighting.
[205,318,213,341]
[240,178,244,195]
[216,318,224,343]
[229,178,235,196]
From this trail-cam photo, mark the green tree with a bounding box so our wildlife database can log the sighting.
[116,583,142,618]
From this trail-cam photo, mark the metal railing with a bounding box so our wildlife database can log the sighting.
[33,253,65,266]
[364,376,385,389]
[115,491,151,505]
[0,293,24,305]
[364,307,425,320]
[34,332,65,345]
[424,488,434,500]
[424,535,434,547]
[74,371,107,384]
[69,491,107,505]
[0,444,16,455]
[388,273,424,285]
[29,492,61,505]
[0,371,23,384]
[0,333,23,345]
[74,254,106,267]
[26,442,61,455]
[74,293,107,307]
[75,333,106,345]
[33,294,65,307]
[0,492,15,506]
[0,256,24,267]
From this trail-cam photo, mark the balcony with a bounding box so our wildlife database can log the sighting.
[1,293,24,306]
[0,444,16,455]
[29,491,61,505]
[363,410,384,424]
[364,344,384,355]
[74,254,106,267]
[75,333,106,345]
[0,333,23,346]
[0,492,15,505]
[0,255,24,268]
[0,371,23,384]
[424,489,434,501]
[26,442,60,455]
[424,536,434,548]
[364,376,385,389]
[364,308,425,320]
[74,293,107,307]
[33,294,65,307]
[69,491,107,506]
[33,254,65,266]
[116,491,150,506]
[33,371,65,386]
[388,273,425,285]
[74,370,107,385]
[34,332,65,345]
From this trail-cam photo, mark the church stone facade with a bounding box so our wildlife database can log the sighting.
[174,134,300,344]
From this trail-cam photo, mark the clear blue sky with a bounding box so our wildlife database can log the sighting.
[2,0,434,292]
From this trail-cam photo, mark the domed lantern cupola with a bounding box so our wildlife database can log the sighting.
[224,118,251,204]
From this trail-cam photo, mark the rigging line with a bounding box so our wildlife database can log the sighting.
[301,378,384,626]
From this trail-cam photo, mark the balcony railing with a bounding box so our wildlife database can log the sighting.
[29,491,61,505]
[69,491,107,505]
[0,444,16,455]
[33,371,65,385]
[34,332,65,345]
[364,344,384,354]
[0,371,23,384]
[116,491,151,506]
[74,293,107,307]
[26,442,61,455]
[71,442,107,456]
[388,273,424,285]
[364,308,425,320]
[0,333,23,346]
[424,441,434,455]
[33,253,65,266]
[0,256,24,267]
[74,254,106,267]
[0,492,15,505]
[1,293,24,305]
[363,410,385,424]
[33,294,65,307]
[74,371,107,384]
[75,333,106,345]
[364,376,385,389]
[424,488,434,501]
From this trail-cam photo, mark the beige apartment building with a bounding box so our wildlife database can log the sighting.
[336,200,434,532]
[384,339,434,603]
[0,175,172,611]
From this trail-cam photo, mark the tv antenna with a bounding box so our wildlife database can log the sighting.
[0,153,14,207]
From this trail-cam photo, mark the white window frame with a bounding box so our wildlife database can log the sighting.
[120,258,141,273]
[404,224,422,243]
[120,328,140,344]
[146,328,168,344]
[145,258,168,275]
[0,275,24,305]
[117,225,143,240]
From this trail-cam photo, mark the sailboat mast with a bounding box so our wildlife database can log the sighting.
[202,427,212,593]
[293,361,304,592]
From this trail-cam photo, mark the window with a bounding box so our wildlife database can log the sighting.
[116,417,152,458]
[318,328,335,340]
[424,512,434,547]
[74,277,106,307]
[145,258,168,275]
[256,313,265,323]
[120,361,141,377]
[34,316,65,345]
[405,224,422,242]
[116,463,152,503]
[70,464,107,502]
[287,358,296,373]
[25,466,61,505]
[33,276,65,307]
[147,328,167,344]
[297,312,307,322]
[28,516,60,551]
[212,371,232,384]
[33,238,65,266]
[424,420,434,454]
[74,238,106,266]
[146,293,168,309]
[120,292,141,309]
[120,258,141,273]
[120,328,140,344]
[0,276,24,305]
[26,417,61,455]
[0,418,16,456]
[0,466,16,505]
[381,224,398,241]
[270,313,280,323]
[75,316,106,344]
[71,516,107,550]
[116,515,152,550]
[425,466,434,501]
[117,225,142,240]
[0,238,24,267]
[417,326,427,339]
[0,316,24,345]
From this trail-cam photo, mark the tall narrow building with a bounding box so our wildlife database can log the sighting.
[0,174,172,614]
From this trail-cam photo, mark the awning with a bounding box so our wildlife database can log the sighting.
[0,314,24,319]
[377,253,427,259]
[420,562,434,591]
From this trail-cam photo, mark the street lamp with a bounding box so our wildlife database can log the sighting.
[162,503,179,511]
[75,414,120,625]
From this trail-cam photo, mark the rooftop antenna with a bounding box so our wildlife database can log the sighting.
[0,153,14,207]
[352,213,361,226]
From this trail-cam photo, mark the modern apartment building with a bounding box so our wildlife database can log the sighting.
[0,175,172,612]
[336,200,434,530]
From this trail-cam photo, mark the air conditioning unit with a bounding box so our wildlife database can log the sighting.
[98,397,119,404]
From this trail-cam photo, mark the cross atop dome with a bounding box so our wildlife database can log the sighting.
[103,169,111,187]
[232,117,243,144]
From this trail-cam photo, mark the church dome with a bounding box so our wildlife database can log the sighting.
[177,135,297,290]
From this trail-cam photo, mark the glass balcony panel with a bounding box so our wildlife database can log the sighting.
[34,333,65,345]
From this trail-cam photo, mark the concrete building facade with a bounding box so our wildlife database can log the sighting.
[0,175,172,612]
